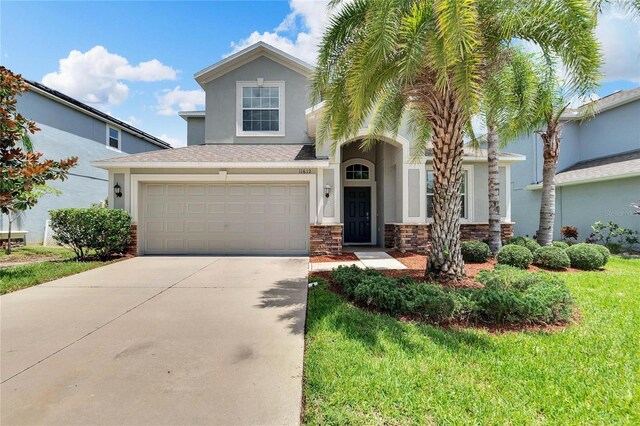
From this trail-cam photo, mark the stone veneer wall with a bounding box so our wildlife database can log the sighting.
[126,224,138,256]
[384,223,514,253]
[384,224,431,253]
[310,224,343,256]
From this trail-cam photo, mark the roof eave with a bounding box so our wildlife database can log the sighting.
[91,160,330,170]
[525,171,640,190]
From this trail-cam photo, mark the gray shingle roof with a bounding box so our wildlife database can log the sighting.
[94,144,319,164]
[554,150,640,185]
[425,147,525,160]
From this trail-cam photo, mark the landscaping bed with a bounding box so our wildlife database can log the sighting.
[310,253,359,263]
[304,257,640,425]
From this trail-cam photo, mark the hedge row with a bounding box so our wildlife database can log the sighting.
[330,265,573,325]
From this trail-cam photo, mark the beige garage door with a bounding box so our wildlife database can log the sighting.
[140,182,309,255]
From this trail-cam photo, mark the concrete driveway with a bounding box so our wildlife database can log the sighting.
[1,256,308,426]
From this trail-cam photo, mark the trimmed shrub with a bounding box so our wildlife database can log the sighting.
[497,244,533,269]
[405,283,463,321]
[565,243,605,270]
[533,246,571,270]
[49,208,131,260]
[353,275,408,314]
[508,236,542,254]
[552,241,569,249]
[591,244,610,265]
[471,268,573,324]
[330,265,381,298]
[461,241,492,263]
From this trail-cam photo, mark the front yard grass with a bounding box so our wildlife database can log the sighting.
[0,245,75,263]
[0,260,110,295]
[304,257,639,425]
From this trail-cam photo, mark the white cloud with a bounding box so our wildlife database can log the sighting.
[596,8,640,82]
[42,46,177,108]
[228,0,333,64]
[155,86,205,116]
[159,134,186,148]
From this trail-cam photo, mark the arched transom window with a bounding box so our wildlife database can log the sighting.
[345,164,370,180]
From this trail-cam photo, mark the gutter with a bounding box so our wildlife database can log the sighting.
[525,171,640,190]
[91,160,331,170]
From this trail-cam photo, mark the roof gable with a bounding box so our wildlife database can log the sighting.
[194,42,314,88]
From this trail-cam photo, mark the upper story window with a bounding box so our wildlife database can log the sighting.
[427,169,469,220]
[236,81,285,137]
[107,126,121,151]
[346,164,370,180]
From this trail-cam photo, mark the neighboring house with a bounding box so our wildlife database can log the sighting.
[510,88,640,241]
[0,80,171,244]
[93,42,525,256]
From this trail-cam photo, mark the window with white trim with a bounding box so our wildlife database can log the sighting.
[236,81,284,136]
[427,170,468,219]
[345,163,370,180]
[107,127,120,150]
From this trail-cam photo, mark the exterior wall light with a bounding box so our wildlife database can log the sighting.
[324,184,331,198]
[114,183,123,198]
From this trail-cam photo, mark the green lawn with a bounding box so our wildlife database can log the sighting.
[0,245,75,262]
[0,260,110,295]
[304,257,639,425]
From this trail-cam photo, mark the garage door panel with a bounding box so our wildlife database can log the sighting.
[166,221,185,233]
[141,182,308,255]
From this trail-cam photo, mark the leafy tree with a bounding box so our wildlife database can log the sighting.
[0,66,77,254]
[313,0,601,280]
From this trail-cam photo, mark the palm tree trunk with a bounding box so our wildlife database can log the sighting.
[486,122,502,255]
[537,126,560,246]
[427,90,466,280]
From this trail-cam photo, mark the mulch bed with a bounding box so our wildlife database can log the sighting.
[310,253,359,263]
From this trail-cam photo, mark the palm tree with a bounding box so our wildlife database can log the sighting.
[314,0,601,280]
[477,49,539,254]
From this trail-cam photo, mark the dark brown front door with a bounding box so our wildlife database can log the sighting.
[344,187,371,244]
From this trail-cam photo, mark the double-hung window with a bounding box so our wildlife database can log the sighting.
[107,126,121,150]
[427,169,469,220]
[236,81,285,136]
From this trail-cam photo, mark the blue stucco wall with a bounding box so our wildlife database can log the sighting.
[3,90,167,243]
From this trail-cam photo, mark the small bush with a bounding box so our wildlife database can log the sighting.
[471,268,573,323]
[560,226,579,243]
[590,244,610,265]
[533,246,571,270]
[461,241,492,263]
[353,275,410,314]
[330,265,380,298]
[49,208,131,260]
[497,244,533,269]
[565,243,605,270]
[508,236,542,254]
[406,283,463,321]
[552,241,569,249]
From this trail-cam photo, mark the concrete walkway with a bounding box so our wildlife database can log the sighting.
[310,251,407,272]
[1,256,308,426]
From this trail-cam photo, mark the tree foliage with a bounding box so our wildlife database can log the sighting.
[314,0,601,280]
[0,66,78,253]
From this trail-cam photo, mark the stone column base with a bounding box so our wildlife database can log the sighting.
[126,224,138,256]
[310,224,343,256]
[460,223,514,241]
[384,223,430,254]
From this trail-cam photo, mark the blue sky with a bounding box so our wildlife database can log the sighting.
[2,1,639,147]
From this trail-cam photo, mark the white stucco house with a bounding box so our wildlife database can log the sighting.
[93,42,524,256]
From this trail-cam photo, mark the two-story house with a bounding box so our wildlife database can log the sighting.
[1,79,171,244]
[94,42,525,256]
[510,88,640,240]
